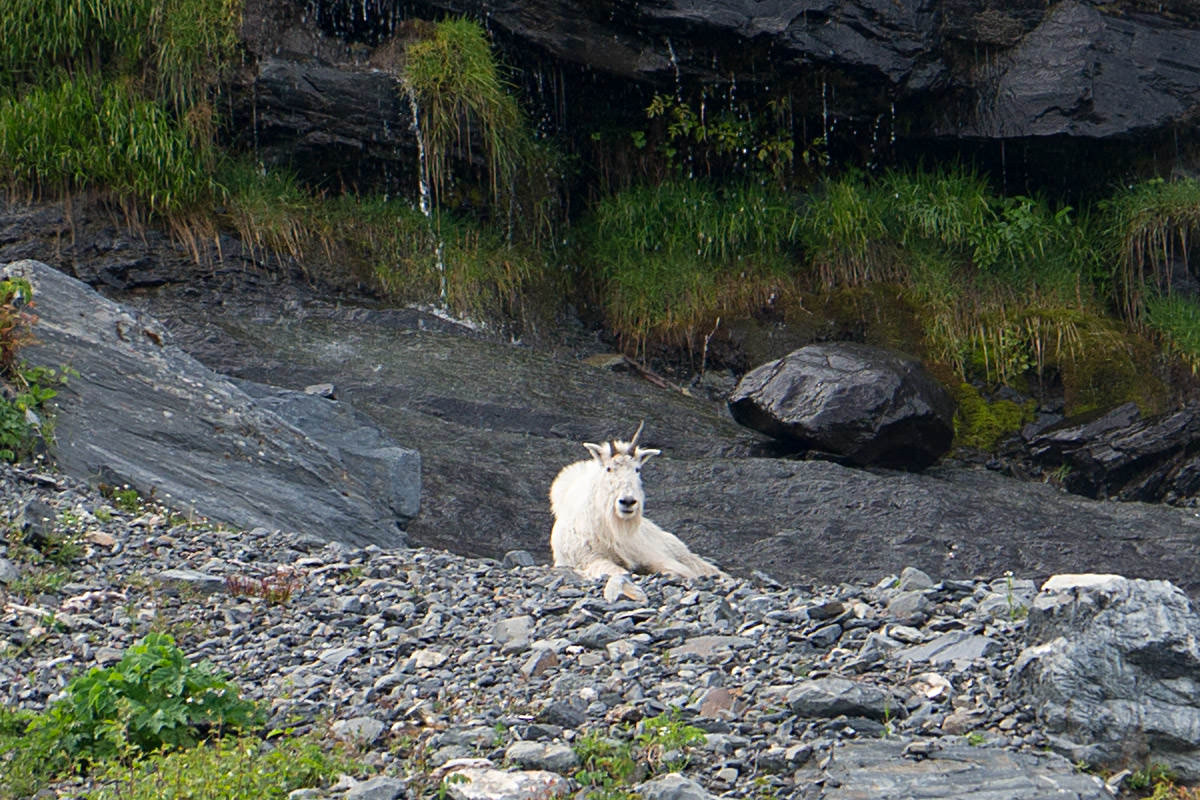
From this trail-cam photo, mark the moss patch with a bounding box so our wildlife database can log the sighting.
[953,383,1035,452]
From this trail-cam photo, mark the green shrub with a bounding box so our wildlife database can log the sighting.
[0,0,239,106]
[84,733,354,800]
[29,632,262,765]
[0,278,69,461]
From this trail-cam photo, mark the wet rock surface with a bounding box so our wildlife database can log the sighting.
[6,196,1200,597]
[231,0,1200,198]
[100,268,1200,599]
[0,259,418,549]
[1,464,1134,799]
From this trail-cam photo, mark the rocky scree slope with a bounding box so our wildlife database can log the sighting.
[5,462,1192,799]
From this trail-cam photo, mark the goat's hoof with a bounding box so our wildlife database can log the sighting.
[604,574,647,603]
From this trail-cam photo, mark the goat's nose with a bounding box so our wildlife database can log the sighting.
[618,496,638,511]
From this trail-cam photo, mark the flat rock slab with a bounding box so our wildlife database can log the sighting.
[798,739,1109,799]
[1,259,418,548]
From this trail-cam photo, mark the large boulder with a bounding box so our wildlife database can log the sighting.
[1012,574,1200,780]
[0,259,419,547]
[1023,401,1200,504]
[727,342,955,470]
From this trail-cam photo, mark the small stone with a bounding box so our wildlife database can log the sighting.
[344,776,405,800]
[503,550,536,568]
[522,648,559,678]
[332,716,385,744]
[505,740,580,773]
[639,772,715,800]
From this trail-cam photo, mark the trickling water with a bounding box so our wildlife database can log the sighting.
[821,79,829,143]
[406,86,447,305]
[665,37,682,102]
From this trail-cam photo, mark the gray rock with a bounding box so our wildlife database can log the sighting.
[155,568,224,595]
[332,716,386,744]
[1013,573,1200,780]
[0,557,19,584]
[343,776,406,800]
[504,740,579,773]
[638,772,716,800]
[667,635,753,660]
[786,677,896,721]
[728,343,955,470]
[492,616,534,653]
[503,550,536,568]
[570,622,620,649]
[442,767,571,800]
[797,740,1109,799]
[898,632,1001,666]
[0,259,418,549]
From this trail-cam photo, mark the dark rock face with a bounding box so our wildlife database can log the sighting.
[727,343,955,470]
[0,259,419,548]
[234,0,1200,193]
[1013,574,1200,781]
[1023,401,1200,503]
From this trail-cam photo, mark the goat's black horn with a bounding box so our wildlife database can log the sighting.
[630,420,645,446]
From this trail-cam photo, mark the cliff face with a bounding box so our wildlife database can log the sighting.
[234,0,1200,193]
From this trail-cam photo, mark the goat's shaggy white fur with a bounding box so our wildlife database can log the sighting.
[549,424,724,585]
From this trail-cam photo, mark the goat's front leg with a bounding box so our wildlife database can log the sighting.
[577,558,647,603]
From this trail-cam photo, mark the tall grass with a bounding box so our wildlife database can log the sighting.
[1146,292,1200,373]
[1104,176,1200,323]
[0,0,239,220]
[404,18,525,209]
[584,180,801,354]
[0,74,216,215]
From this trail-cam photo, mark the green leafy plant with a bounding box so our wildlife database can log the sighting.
[572,730,638,799]
[1104,176,1200,323]
[635,709,707,770]
[0,278,70,461]
[28,632,263,766]
[84,731,355,800]
[1146,291,1200,373]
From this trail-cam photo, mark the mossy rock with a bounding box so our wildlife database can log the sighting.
[953,383,1036,452]
[1057,320,1170,417]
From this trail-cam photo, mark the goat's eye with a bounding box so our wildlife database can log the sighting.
[606,467,612,472]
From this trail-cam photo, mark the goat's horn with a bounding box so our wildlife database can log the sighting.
[630,420,645,446]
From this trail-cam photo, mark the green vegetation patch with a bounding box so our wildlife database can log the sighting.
[953,383,1035,451]
[583,179,801,353]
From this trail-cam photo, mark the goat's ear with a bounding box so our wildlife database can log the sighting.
[635,447,661,464]
[583,442,608,462]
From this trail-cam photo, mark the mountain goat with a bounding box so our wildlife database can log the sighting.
[550,422,724,599]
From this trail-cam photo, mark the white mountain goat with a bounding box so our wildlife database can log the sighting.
[549,423,724,599]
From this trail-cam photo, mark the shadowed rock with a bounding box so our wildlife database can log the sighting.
[728,343,955,471]
[1024,401,1200,503]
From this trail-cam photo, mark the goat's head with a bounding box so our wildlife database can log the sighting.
[583,422,661,521]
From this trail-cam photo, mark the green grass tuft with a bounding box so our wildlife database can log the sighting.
[584,179,801,354]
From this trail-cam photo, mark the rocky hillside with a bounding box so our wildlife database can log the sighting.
[5,460,1196,799]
